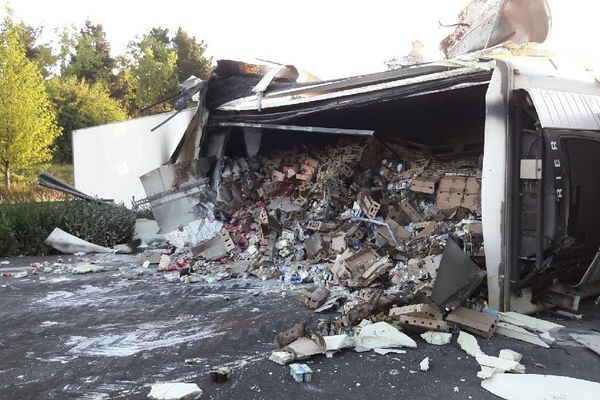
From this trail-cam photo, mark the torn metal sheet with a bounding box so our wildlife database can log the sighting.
[572,249,600,288]
[523,88,600,132]
[441,0,551,58]
[140,159,213,233]
[214,66,490,115]
[45,228,114,254]
[431,235,486,310]
[215,122,374,136]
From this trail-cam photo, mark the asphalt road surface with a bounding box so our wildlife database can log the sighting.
[1,254,599,399]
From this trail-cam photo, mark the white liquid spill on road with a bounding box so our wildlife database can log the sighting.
[38,285,132,308]
[66,325,224,357]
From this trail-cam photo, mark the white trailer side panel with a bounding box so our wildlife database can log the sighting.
[72,109,195,206]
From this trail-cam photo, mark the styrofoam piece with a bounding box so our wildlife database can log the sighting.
[481,374,600,400]
[475,354,525,373]
[477,366,501,379]
[540,331,556,346]
[570,333,600,356]
[499,349,523,363]
[496,322,550,348]
[457,331,483,357]
[147,382,203,399]
[421,331,452,345]
[373,348,407,355]
[419,357,430,371]
[498,311,564,333]
[269,351,294,365]
[70,264,105,274]
[354,322,417,352]
[324,335,355,351]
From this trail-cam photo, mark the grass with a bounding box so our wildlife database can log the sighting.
[0,163,75,204]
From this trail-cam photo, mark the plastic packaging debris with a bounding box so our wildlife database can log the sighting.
[289,363,313,383]
[12,271,28,278]
[147,382,203,400]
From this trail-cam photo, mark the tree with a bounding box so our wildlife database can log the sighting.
[59,20,115,84]
[125,28,179,113]
[21,24,56,77]
[172,27,212,82]
[0,14,61,189]
[46,76,128,162]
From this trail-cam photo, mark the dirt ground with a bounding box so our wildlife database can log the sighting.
[1,254,599,400]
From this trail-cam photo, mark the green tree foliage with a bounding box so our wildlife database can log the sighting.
[46,76,128,162]
[125,27,179,113]
[59,20,115,84]
[0,14,61,189]
[172,27,213,82]
[21,24,56,77]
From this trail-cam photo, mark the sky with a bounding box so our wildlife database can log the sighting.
[3,0,600,79]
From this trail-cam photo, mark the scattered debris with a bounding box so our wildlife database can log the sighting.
[498,312,564,334]
[209,367,232,382]
[269,351,295,365]
[495,322,550,348]
[289,363,313,383]
[419,356,430,371]
[45,228,114,254]
[354,322,417,352]
[458,331,524,377]
[69,264,106,274]
[373,348,407,355]
[498,349,523,363]
[570,333,600,356]
[147,383,203,400]
[420,331,452,346]
[445,307,496,338]
[481,374,600,400]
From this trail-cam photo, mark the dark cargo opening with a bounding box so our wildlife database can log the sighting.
[564,137,600,255]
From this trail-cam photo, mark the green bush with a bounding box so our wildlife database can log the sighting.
[0,200,135,256]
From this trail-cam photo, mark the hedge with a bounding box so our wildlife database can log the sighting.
[0,200,135,256]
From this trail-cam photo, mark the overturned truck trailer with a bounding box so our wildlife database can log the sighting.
[142,48,600,313]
